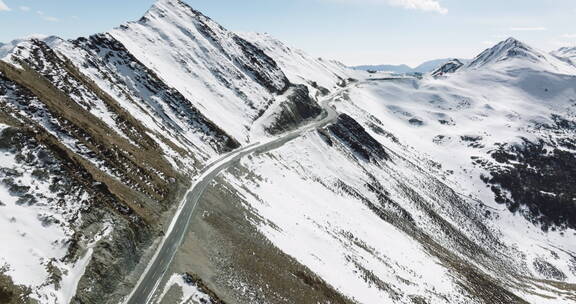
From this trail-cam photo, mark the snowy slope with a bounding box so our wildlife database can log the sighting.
[187,39,576,304]
[0,2,318,302]
[239,32,364,95]
[353,58,470,74]
[0,2,252,302]
[552,46,576,65]
[220,116,575,303]
[51,34,239,164]
[109,0,290,142]
[0,119,93,304]
[222,123,492,303]
[431,58,464,77]
[331,40,576,298]
[162,36,576,304]
[465,38,575,74]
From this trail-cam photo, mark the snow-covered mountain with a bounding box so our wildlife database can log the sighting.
[353,63,414,73]
[1,1,576,304]
[552,46,576,65]
[239,32,357,93]
[431,58,464,77]
[353,58,469,74]
[413,58,465,73]
[465,37,574,74]
[204,36,576,304]
[108,0,291,142]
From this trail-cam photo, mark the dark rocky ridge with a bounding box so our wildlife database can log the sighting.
[484,138,576,231]
[432,59,464,77]
[0,38,194,303]
[265,85,323,135]
[142,0,290,95]
[69,33,240,153]
[327,114,390,163]
[0,122,156,304]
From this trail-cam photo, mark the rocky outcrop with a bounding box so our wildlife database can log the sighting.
[0,75,164,303]
[67,33,240,154]
[327,114,389,163]
[484,138,576,231]
[265,85,322,135]
[152,0,290,95]
[431,59,464,77]
[0,37,197,303]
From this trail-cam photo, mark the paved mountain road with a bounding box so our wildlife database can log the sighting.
[123,90,342,304]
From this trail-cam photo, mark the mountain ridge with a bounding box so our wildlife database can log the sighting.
[352,58,469,74]
[463,37,575,74]
[552,46,576,65]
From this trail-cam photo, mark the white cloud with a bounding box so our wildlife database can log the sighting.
[561,34,576,38]
[36,10,44,15]
[387,0,447,14]
[43,16,60,22]
[22,33,49,40]
[0,0,10,11]
[510,27,547,31]
[325,0,447,14]
[19,6,30,12]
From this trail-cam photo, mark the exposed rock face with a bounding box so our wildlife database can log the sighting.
[485,138,576,230]
[150,0,290,94]
[0,266,32,304]
[431,59,464,77]
[0,116,157,303]
[265,85,322,135]
[327,114,389,163]
[107,0,292,140]
[231,35,290,94]
[0,60,174,303]
[66,33,240,154]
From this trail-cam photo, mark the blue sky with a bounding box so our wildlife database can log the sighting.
[0,0,575,66]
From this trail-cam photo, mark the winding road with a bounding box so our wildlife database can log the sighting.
[123,90,341,304]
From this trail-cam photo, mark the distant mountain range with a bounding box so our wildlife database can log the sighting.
[552,46,576,65]
[352,58,470,73]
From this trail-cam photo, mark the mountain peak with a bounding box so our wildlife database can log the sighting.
[556,46,576,52]
[459,37,576,74]
[150,0,188,10]
[501,36,522,45]
[141,0,204,23]
[431,58,464,77]
[495,37,531,50]
[466,37,543,69]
